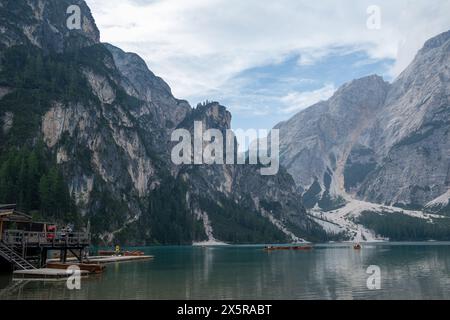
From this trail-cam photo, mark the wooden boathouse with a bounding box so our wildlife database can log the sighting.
[0,204,90,271]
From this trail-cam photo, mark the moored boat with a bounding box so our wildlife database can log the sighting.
[264,245,313,251]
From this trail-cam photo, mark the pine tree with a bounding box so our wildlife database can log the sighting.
[38,173,50,216]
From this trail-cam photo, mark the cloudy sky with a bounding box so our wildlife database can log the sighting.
[85,0,450,131]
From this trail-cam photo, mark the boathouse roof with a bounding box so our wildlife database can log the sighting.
[0,204,34,223]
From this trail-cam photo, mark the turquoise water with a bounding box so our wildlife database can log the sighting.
[1,242,450,300]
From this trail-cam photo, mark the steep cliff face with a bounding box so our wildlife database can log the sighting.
[0,0,323,244]
[0,0,99,52]
[358,31,450,208]
[276,75,390,210]
[277,30,450,212]
[105,44,191,139]
[173,102,326,243]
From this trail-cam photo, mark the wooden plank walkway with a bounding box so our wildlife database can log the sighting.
[13,255,154,281]
[46,262,106,274]
[13,268,89,280]
[47,255,154,264]
[87,255,154,264]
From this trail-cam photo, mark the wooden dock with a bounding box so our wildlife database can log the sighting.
[2,204,154,279]
[86,255,154,264]
[46,262,106,274]
[13,268,89,280]
[47,255,154,264]
[1,204,90,270]
[12,255,154,280]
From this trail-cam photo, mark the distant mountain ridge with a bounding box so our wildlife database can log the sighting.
[276,29,450,213]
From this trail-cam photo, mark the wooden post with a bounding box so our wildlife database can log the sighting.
[62,249,67,264]
[40,248,48,268]
[21,231,26,258]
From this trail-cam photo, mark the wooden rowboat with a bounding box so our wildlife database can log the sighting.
[264,245,313,251]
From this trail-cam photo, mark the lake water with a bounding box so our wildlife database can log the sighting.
[1,242,450,300]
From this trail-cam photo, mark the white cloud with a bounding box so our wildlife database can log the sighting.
[85,0,450,107]
[281,84,336,114]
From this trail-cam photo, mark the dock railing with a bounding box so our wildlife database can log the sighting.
[1,230,90,248]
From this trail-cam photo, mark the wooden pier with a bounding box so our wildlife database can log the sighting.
[47,255,154,264]
[13,268,90,280]
[46,262,106,274]
[1,204,89,270]
[13,255,154,280]
[88,255,154,264]
[2,205,155,281]
[46,255,154,272]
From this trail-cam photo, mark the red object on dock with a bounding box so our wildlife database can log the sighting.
[123,251,145,256]
[46,225,56,241]
[98,250,116,256]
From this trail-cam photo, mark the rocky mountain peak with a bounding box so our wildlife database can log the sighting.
[0,0,99,52]
[278,29,450,210]
[180,102,232,131]
[420,29,450,53]
[330,74,390,113]
[105,43,174,100]
[105,43,191,130]
[391,29,449,95]
[337,74,387,92]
